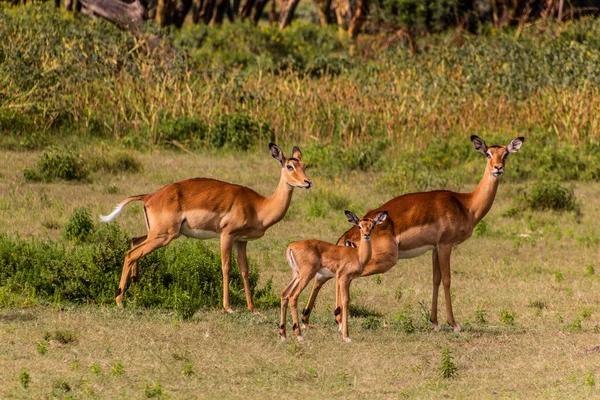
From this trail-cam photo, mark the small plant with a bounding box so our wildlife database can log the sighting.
[585,264,595,276]
[581,307,593,319]
[19,368,30,389]
[54,330,76,344]
[438,348,457,378]
[473,219,490,237]
[584,371,596,387]
[36,341,48,355]
[182,363,195,378]
[476,305,486,324]
[144,380,164,398]
[501,310,515,325]
[394,284,403,301]
[567,318,582,332]
[111,360,125,376]
[52,379,71,393]
[63,207,95,243]
[89,362,102,374]
[374,275,382,285]
[361,316,382,330]
[394,310,415,333]
[554,270,564,283]
[529,300,547,310]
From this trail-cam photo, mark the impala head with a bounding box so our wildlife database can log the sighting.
[345,210,387,240]
[270,143,312,189]
[471,135,524,179]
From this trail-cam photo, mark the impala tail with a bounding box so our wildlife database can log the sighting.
[100,195,147,222]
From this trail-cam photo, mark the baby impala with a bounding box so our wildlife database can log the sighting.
[279,210,387,342]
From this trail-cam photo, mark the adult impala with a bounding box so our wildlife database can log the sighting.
[301,136,524,331]
[100,143,312,312]
[280,210,388,342]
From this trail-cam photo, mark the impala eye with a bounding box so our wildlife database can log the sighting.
[486,152,492,159]
[358,225,362,230]
[286,165,294,171]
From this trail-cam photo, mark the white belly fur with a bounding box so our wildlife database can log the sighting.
[180,224,220,240]
[317,268,335,279]
[397,245,435,259]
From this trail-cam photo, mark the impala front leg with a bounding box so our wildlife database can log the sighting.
[334,277,342,330]
[234,241,256,312]
[220,234,236,313]
[438,244,461,332]
[430,247,442,331]
[339,277,352,342]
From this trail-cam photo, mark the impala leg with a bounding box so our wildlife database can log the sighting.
[301,273,333,326]
[430,247,442,331]
[335,277,342,329]
[130,235,147,285]
[279,273,300,340]
[340,277,352,342]
[234,241,255,312]
[438,244,461,332]
[289,275,312,341]
[116,235,174,306]
[220,234,236,313]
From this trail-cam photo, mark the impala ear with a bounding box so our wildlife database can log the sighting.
[471,135,488,155]
[291,146,302,160]
[269,143,285,166]
[375,211,388,225]
[506,137,524,154]
[345,210,359,226]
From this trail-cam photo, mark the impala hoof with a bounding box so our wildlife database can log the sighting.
[338,324,342,332]
[432,322,441,331]
[280,335,286,341]
[224,307,234,314]
[343,337,352,343]
[453,324,462,332]
[296,335,304,342]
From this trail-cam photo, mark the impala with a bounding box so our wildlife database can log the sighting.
[280,210,388,342]
[301,135,524,331]
[100,143,312,312]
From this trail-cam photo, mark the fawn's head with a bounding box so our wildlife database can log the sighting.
[345,210,387,240]
[471,135,524,179]
[269,143,312,189]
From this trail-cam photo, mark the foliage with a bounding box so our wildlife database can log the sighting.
[24,149,89,182]
[63,207,96,243]
[210,113,275,151]
[0,210,275,315]
[438,348,457,378]
[19,368,30,389]
[521,181,578,212]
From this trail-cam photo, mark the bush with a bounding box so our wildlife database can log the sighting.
[63,207,95,243]
[210,113,274,151]
[522,181,578,212]
[92,151,143,174]
[24,149,89,182]
[156,117,208,149]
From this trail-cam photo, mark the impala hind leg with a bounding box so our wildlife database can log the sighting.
[234,241,256,313]
[130,235,147,284]
[430,247,442,331]
[116,234,175,306]
[220,234,236,313]
[339,277,352,342]
[301,273,333,326]
[279,273,300,340]
[288,275,313,341]
[438,244,461,332]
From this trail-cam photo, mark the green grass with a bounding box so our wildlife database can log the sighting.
[2,147,600,398]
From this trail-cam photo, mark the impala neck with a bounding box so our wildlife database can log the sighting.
[358,237,373,268]
[468,166,500,224]
[259,169,294,228]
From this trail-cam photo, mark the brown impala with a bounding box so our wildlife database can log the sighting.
[301,135,524,331]
[100,143,312,312]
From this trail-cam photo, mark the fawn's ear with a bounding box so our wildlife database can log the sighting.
[291,146,302,160]
[269,143,285,166]
[345,210,359,226]
[471,135,488,156]
[374,211,388,225]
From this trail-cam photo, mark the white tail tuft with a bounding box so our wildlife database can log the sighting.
[100,203,126,223]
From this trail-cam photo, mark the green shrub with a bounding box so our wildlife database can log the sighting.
[63,207,96,243]
[522,181,577,212]
[501,309,515,325]
[210,113,274,151]
[24,149,89,182]
[92,152,143,174]
[393,310,415,333]
[19,368,30,389]
[54,330,76,344]
[438,348,457,378]
[361,316,382,330]
[156,117,208,149]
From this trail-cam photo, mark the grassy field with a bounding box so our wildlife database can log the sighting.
[2,145,600,398]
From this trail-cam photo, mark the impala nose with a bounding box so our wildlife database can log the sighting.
[304,179,312,189]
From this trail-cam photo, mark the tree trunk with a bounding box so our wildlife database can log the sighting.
[278,0,299,28]
[174,0,194,27]
[239,0,255,19]
[332,0,351,29]
[252,0,269,22]
[312,0,332,26]
[79,0,147,29]
[156,0,176,26]
[347,0,368,37]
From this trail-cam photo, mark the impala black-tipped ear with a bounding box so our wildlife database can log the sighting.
[291,146,302,160]
[375,211,388,225]
[345,210,359,226]
[506,137,524,154]
[471,135,488,155]
[269,143,285,166]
